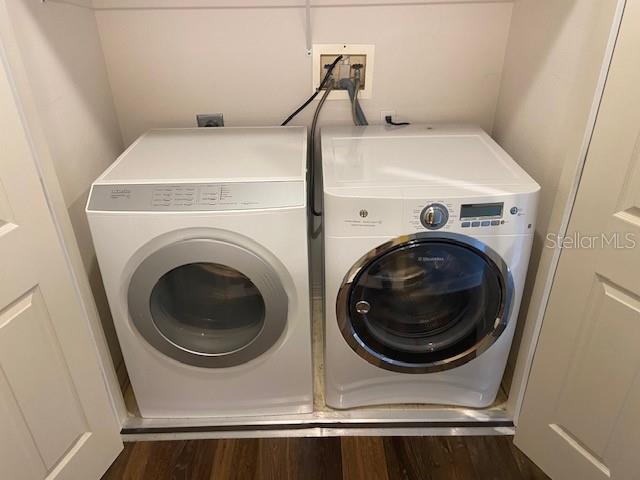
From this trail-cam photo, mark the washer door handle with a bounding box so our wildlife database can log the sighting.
[355,300,371,314]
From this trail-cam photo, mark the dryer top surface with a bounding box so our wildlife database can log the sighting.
[97,127,307,185]
[321,125,539,196]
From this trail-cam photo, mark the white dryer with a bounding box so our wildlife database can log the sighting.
[322,125,540,409]
[87,127,312,418]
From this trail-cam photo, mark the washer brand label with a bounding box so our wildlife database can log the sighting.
[344,217,382,228]
[341,208,384,228]
[326,200,401,237]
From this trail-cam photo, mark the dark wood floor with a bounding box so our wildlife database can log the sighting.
[102,436,549,480]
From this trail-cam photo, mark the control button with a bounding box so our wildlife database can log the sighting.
[461,222,470,228]
[491,220,500,226]
[510,207,519,215]
[481,220,490,227]
[355,301,371,314]
[420,203,449,230]
[471,221,480,227]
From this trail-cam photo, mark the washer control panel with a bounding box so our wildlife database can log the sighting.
[459,202,505,229]
[420,203,449,230]
[404,196,535,235]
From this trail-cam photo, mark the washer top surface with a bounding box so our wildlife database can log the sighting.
[321,125,539,194]
[98,127,306,185]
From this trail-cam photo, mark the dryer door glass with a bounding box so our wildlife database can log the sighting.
[343,238,511,373]
[149,263,265,355]
[127,238,288,368]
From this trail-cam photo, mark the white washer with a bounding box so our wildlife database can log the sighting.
[87,127,312,418]
[322,125,540,409]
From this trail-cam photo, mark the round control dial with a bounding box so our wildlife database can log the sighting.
[420,203,449,230]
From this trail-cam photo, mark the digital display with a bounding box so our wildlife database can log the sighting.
[460,203,503,219]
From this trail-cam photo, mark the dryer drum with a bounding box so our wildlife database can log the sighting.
[338,234,514,373]
[150,262,266,356]
[155,262,265,327]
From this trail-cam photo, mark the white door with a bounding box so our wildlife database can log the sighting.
[0,39,122,480]
[515,1,640,478]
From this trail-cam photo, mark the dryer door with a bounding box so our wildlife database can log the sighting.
[127,238,288,368]
[337,232,514,373]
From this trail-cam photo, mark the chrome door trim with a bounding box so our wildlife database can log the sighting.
[128,238,288,368]
[336,232,514,374]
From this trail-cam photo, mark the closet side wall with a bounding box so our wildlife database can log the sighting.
[491,0,623,415]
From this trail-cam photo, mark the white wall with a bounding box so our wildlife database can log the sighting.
[5,0,124,368]
[492,0,622,412]
[94,1,513,144]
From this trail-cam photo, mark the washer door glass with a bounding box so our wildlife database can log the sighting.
[149,262,265,355]
[343,237,511,373]
[128,238,288,368]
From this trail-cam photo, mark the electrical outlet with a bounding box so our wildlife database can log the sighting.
[197,113,224,127]
[312,44,375,100]
[380,110,396,123]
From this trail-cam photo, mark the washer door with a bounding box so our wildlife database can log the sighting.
[128,238,288,368]
[337,233,513,373]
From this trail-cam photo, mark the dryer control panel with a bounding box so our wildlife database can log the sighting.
[87,181,304,212]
